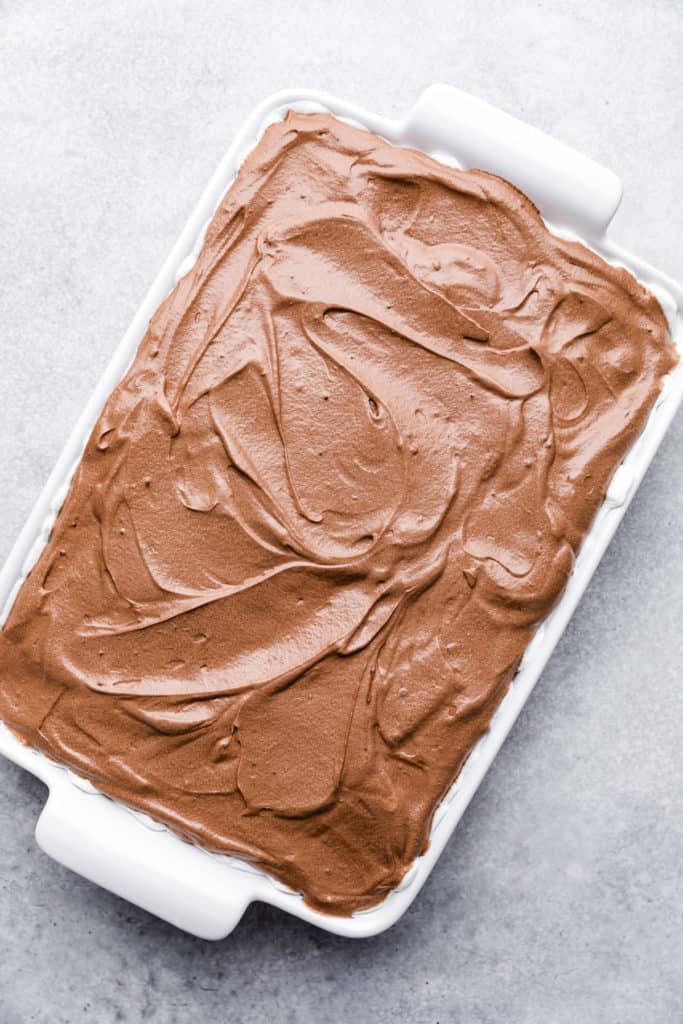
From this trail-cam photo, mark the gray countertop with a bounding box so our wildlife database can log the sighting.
[1,2,681,1021]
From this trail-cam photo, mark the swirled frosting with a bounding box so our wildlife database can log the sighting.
[0,112,676,914]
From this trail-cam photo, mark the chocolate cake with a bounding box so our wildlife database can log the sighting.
[0,112,676,913]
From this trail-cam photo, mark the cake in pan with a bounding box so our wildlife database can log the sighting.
[0,112,676,914]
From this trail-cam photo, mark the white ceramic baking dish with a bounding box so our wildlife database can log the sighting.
[1,85,681,940]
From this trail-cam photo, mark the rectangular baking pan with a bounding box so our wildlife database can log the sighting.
[1,85,681,940]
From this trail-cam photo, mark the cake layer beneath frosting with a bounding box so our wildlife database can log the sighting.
[0,112,676,913]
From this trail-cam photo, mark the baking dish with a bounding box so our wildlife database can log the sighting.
[0,85,681,940]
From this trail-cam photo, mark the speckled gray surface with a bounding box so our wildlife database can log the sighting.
[1,1,681,1021]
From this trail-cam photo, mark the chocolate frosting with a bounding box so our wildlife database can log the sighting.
[0,113,676,914]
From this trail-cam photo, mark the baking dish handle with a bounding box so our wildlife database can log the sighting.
[35,774,252,940]
[403,84,622,237]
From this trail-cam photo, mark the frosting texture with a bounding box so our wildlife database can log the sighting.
[0,112,676,914]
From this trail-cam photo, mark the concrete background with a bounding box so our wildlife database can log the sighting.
[1,1,681,1021]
